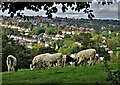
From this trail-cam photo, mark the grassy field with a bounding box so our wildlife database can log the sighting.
[2,62,118,84]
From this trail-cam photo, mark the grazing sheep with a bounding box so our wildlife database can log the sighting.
[6,55,17,72]
[75,49,97,66]
[30,53,63,70]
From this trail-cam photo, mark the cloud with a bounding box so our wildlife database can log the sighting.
[91,2,119,13]
[0,2,119,20]
[23,8,46,16]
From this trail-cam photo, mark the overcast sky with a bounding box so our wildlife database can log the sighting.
[0,1,119,20]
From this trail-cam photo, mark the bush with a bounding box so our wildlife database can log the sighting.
[110,53,118,63]
[104,61,120,85]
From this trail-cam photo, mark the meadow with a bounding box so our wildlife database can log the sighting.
[2,62,118,84]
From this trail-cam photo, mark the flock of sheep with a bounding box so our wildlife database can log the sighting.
[6,49,104,72]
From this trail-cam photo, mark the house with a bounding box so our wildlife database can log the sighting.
[55,34,64,38]
[0,17,3,21]
[44,42,49,47]
[74,42,82,46]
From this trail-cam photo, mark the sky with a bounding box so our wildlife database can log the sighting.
[0,1,119,20]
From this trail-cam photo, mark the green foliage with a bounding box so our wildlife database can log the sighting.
[111,32,117,38]
[69,44,81,54]
[63,39,74,47]
[6,21,13,25]
[74,32,93,49]
[30,47,57,58]
[95,47,110,61]
[2,27,12,35]
[58,49,71,55]
[58,30,62,35]
[64,34,71,38]
[91,33,100,42]
[13,29,21,36]
[107,39,117,50]
[31,27,45,35]
[101,31,109,38]
[103,61,120,85]
[1,21,5,24]
[110,53,118,63]
[18,22,33,28]
[58,39,81,55]
[45,27,57,35]
[50,40,64,49]
[2,27,21,37]
[32,44,45,48]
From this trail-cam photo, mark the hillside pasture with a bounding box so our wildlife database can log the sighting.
[2,62,118,84]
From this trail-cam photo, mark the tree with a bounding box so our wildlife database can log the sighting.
[6,21,13,25]
[30,47,57,58]
[101,31,109,38]
[50,40,64,50]
[13,29,20,36]
[107,39,117,50]
[64,34,71,38]
[45,27,57,35]
[18,22,33,28]
[32,44,45,49]
[1,1,115,19]
[74,32,92,49]
[31,27,45,35]
[70,44,81,54]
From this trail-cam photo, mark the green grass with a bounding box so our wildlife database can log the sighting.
[2,62,119,84]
